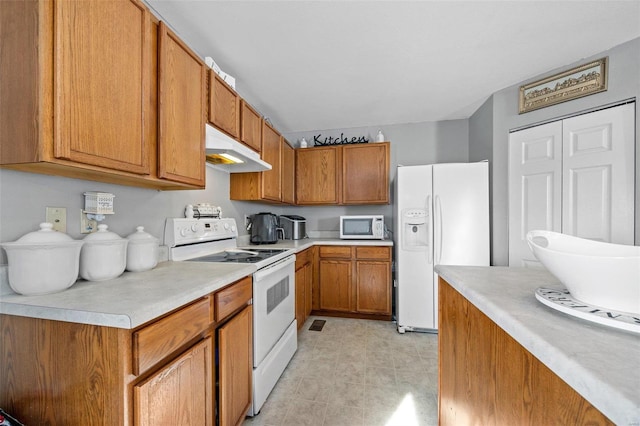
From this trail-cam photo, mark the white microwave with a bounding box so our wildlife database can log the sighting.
[340,215,385,240]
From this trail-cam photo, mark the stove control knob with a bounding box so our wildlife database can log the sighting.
[191,224,198,233]
[223,223,230,230]
[231,225,237,232]
[179,228,187,237]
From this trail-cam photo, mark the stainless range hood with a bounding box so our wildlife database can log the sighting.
[205,124,272,173]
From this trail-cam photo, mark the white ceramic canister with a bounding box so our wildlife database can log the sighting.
[125,226,159,272]
[0,223,84,295]
[80,224,128,281]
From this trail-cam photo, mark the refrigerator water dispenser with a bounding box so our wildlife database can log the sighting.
[402,209,429,250]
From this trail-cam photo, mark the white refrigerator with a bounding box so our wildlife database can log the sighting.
[395,161,489,332]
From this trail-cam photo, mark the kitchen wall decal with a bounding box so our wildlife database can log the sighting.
[313,133,369,145]
[519,57,608,114]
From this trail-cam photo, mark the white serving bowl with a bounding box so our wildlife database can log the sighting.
[80,224,128,281]
[527,230,640,315]
[125,226,159,272]
[1,223,84,295]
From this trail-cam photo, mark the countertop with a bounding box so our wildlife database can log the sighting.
[0,261,256,329]
[0,238,392,330]
[435,265,640,425]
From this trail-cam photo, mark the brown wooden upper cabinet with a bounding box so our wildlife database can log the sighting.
[342,143,390,204]
[296,142,390,205]
[0,0,205,190]
[157,22,206,187]
[240,100,263,153]
[296,146,341,204]
[208,71,240,139]
[261,122,282,201]
[229,124,297,205]
[281,139,295,204]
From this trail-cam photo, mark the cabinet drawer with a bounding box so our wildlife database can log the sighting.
[214,276,252,322]
[356,246,391,260]
[319,246,352,259]
[133,297,211,375]
[295,247,313,268]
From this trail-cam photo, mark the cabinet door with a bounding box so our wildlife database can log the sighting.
[342,143,390,204]
[562,103,635,244]
[218,305,252,426]
[261,122,281,201]
[319,260,352,312]
[240,101,262,153]
[304,262,313,319]
[157,22,205,187]
[135,336,213,426]
[356,260,391,314]
[54,0,151,174]
[281,139,295,204]
[209,71,240,138]
[296,147,341,204]
[295,265,306,329]
[508,121,562,267]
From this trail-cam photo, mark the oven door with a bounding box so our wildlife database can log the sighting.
[253,255,295,367]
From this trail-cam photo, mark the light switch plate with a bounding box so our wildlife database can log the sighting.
[46,207,67,233]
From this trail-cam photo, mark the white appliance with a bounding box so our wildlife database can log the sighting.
[395,161,489,332]
[340,215,385,239]
[164,215,296,417]
[205,124,272,173]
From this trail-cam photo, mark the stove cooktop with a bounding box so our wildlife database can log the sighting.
[186,248,290,264]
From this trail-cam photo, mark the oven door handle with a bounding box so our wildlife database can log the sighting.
[253,255,296,281]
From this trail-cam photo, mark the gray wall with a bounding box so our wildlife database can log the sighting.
[283,119,470,234]
[0,167,278,263]
[481,37,640,265]
[0,118,468,262]
[468,96,494,258]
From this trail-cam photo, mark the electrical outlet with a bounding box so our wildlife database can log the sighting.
[46,207,67,233]
[80,210,98,234]
[244,215,251,229]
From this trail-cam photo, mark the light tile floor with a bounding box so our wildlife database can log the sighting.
[244,316,439,426]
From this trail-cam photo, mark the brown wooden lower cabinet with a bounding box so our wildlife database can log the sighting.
[313,245,391,319]
[218,305,252,426]
[438,277,613,425]
[295,247,314,329]
[0,276,253,425]
[135,336,213,425]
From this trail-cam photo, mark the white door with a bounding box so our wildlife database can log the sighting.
[508,102,635,267]
[432,161,490,329]
[508,121,563,267]
[562,103,635,244]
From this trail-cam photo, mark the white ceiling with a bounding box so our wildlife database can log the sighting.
[146,1,640,133]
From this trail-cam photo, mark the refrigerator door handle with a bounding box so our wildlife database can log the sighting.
[435,195,443,264]
[427,195,433,264]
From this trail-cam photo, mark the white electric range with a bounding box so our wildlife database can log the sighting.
[164,216,297,417]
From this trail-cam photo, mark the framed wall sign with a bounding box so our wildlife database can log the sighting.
[519,57,608,114]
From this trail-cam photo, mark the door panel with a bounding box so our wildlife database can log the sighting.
[562,104,635,244]
[508,121,562,267]
[54,0,150,174]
